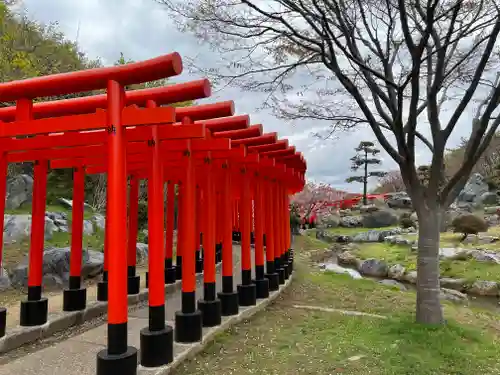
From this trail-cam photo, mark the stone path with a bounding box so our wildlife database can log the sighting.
[0,246,245,375]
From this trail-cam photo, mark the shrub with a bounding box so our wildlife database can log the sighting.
[399,217,415,229]
[451,214,488,241]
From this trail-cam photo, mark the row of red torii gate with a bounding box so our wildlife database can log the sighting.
[0,52,306,374]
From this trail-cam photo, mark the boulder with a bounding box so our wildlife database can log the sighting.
[440,277,466,291]
[384,235,414,246]
[403,270,418,284]
[10,247,105,288]
[319,213,340,228]
[469,250,500,264]
[439,247,469,260]
[321,263,363,279]
[3,214,57,244]
[361,209,398,228]
[378,279,407,291]
[388,264,406,280]
[83,220,94,235]
[386,192,412,209]
[456,173,489,205]
[340,216,363,228]
[360,205,379,214]
[479,192,498,206]
[92,214,106,231]
[337,251,358,267]
[136,243,148,264]
[440,288,468,303]
[358,258,388,277]
[5,174,33,210]
[0,267,10,291]
[467,280,499,296]
[42,274,64,289]
[352,228,401,243]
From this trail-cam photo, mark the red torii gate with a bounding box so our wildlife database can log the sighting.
[0,52,306,375]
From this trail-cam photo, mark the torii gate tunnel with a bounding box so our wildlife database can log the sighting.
[0,52,306,375]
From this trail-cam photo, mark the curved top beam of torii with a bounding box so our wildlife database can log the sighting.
[0,79,215,122]
[0,53,184,102]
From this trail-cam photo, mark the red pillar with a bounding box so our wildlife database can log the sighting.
[164,180,176,284]
[19,97,49,327]
[253,172,269,298]
[271,180,285,285]
[139,99,173,367]
[175,186,183,280]
[195,185,203,273]
[96,80,138,373]
[63,166,87,311]
[127,174,140,295]
[217,161,239,315]
[236,167,257,306]
[197,157,222,326]
[0,154,7,337]
[174,133,203,343]
[280,184,290,280]
[264,178,279,290]
[97,185,109,302]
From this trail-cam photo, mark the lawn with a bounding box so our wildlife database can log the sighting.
[173,234,500,375]
[325,225,398,236]
[350,241,500,283]
[5,203,95,220]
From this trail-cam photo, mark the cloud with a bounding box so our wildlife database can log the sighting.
[16,0,472,194]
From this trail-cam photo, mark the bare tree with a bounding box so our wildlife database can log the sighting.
[158,0,500,324]
[374,170,406,193]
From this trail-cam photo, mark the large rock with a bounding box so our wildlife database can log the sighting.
[388,264,406,280]
[480,192,498,206]
[0,267,10,291]
[440,277,466,291]
[340,216,363,228]
[456,173,489,205]
[358,258,388,277]
[92,214,105,231]
[83,220,94,235]
[321,263,363,279]
[5,174,33,210]
[440,288,468,303]
[136,243,148,264]
[386,192,412,209]
[378,279,407,291]
[318,213,340,228]
[467,280,499,296]
[360,205,379,214]
[10,247,104,288]
[361,209,398,228]
[337,251,358,267]
[352,228,401,243]
[3,214,57,244]
[403,270,418,284]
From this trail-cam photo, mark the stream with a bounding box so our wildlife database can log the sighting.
[319,254,500,313]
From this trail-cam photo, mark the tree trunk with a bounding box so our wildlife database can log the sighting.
[363,150,368,205]
[415,205,444,324]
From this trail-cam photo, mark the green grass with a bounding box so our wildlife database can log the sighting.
[350,241,500,283]
[5,203,95,220]
[326,225,398,236]
[174,235,500,375]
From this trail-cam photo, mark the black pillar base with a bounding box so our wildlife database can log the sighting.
[20,298,48,327]
[287,260,293,274]
[277,268,286,285]
[175,264,182,280]
[217,291,239,316]
[63,287,87,312]
[97,281,108,302]
[0,307,6,338]
[195,258,203,274]
[237,284,257,307]
[253,278,270,299]
[174,310,203,343]
[283,265,290,280]
[96,346,138,375]
[197,298,222,327]
[145,272,148,289]
[165,267,177,284]
[216,251,222,264]
[265,273,280,292]
[127,276,141,295]
[139,325,174,367]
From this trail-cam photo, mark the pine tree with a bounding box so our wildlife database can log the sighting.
[346,141,386,205]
